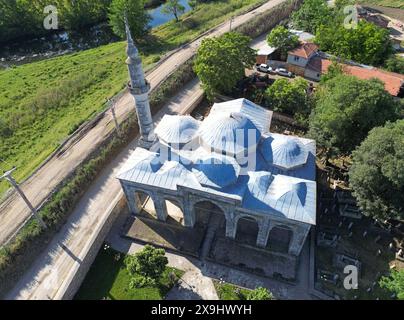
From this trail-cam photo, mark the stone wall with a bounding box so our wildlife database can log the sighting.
[55,193,126,300]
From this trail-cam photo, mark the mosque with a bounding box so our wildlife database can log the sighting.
[117,20,316,260]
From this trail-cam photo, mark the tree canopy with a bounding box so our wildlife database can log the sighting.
[291,0,332,34]
[308,75,400,155]
[349,120,404,220]
[266,26,299,58]
[315,20,393,66]
[124,245,168,286]
[194,32,256,98]
[162,0,186,22]
[246,287,274,300]
[380,269,404,300]
[108,0,151,40]
[0,0,112,43]
[265,78,311,123]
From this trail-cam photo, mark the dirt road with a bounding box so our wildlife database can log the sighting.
[0,0,285,246]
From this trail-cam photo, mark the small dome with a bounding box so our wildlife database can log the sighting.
[192,154,240,189]
[261,135,308,170]
[198,112,261,156]
[155,115,200,145]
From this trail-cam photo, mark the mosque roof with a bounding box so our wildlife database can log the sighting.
[117,99,317,225]
[198,112,261,156]
[155,115,200,145]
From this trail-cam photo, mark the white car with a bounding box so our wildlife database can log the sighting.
[256,63,273,74]
[275,68,294,78]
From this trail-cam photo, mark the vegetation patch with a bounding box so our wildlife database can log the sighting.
[75,246,184,300]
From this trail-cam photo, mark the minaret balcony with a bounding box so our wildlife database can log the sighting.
[128,81,150,95]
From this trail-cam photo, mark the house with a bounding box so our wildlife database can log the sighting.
[286,43,319,76]
[254,41,282,65]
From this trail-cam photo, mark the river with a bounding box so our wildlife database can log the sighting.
[0,0,191,68]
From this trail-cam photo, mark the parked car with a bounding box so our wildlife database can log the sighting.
[275,68,294,78]
[256,63,274,74]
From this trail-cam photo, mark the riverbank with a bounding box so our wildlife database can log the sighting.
[0,0,268,197]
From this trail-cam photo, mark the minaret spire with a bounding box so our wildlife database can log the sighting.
[124,14,156,149]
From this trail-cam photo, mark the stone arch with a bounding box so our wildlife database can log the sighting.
[164,197,185,225]
[267,224,294,253]
[134,189,155,216]
[235,215,260,246]
[192,199,226,227]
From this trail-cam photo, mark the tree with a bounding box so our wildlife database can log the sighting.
[349,120,404,220]
[380,269,404,299]
[246,287,274,300]
[315,20,393,66]
[308,75,400,156]
[124,245,168,286]
[319,60,343,83]
[162,0,185,22]
[384,56,404,75]
[108,0,151,39]
[194,32,256,98]
[291,0,332,34]
[264,78,311,123]
[266,26,299,59]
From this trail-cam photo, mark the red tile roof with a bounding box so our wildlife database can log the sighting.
[288,43,319,59]
[315,58,404,96]
[343,65,404,96]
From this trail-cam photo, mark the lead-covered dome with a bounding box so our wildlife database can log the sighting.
[192,154,240,189]
[155,115,200,146]
[198,112,261,157]
[261,135,308,170]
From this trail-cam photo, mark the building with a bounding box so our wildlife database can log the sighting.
[286,43,319,76]
[117,20,317,267]
[285,42,404,96]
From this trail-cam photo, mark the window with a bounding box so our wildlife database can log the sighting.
[294,56,299,61]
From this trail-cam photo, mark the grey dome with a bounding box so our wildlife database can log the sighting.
[192,154,240,189]
[198,112,261,156]
[261,135,308,170]
[155,115,200,145]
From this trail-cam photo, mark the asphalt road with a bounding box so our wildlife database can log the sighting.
[0,0,285,246]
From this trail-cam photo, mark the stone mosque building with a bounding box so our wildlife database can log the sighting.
[117,21,317,260]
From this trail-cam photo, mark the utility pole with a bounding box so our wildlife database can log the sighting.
[108,98,121,137]
[0,167,46,229]
[229,16,235,31]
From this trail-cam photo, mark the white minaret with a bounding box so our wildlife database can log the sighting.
[125,17,156,149]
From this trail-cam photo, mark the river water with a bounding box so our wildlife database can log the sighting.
[0,0,191,68]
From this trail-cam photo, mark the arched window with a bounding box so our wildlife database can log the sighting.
[267,225,293,253]
[235,216,259,246]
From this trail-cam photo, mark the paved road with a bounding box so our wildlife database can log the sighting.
[0,0,286,247]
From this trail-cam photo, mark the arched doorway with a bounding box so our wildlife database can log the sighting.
[235,216,259,246]
[165,199,185,225]
[193,200,226,230]
[135,191,155,217]
[267,225,293,253]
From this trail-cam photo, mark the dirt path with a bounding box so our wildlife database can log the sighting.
[0,0,286,246]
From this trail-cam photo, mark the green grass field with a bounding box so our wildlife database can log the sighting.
[75,247,184,300]
[0,0,266,196]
